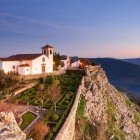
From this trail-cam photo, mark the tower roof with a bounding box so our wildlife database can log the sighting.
[41,45,54,49]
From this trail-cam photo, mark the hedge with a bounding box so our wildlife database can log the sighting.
[66,69,85,76]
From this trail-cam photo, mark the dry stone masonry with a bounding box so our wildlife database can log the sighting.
[83,66,140,140]
[0,112,26,140]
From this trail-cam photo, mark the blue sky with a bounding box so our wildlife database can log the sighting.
[0,0,140,58]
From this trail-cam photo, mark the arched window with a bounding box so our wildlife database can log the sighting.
[50,49,52,54]
[44,49,46,54]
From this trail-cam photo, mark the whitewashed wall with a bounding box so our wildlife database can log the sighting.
[32,55,53,74]
[18,67,24,75]
[2,61,21,73]
[18,67,30,75]
[61,58,71,69]
[71,60,80,68]
[21,60,32,72]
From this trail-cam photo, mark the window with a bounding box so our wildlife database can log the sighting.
[44,49,46,54]
[50,50,52,54]
[12,66,15,69]
[42,57,45,62]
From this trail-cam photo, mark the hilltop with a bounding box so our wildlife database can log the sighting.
[123,58,140,65]
[75,66,140,140]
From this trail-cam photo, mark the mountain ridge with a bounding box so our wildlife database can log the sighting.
[89,58,140,97]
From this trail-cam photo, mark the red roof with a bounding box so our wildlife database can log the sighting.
[18,64,30,67]
[42,45,54,49]
[0,54,42,61]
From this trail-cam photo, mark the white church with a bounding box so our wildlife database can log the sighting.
[0,45,54,75]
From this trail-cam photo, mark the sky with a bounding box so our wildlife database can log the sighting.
[0,0,140,58]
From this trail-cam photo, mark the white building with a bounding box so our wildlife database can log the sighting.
[61,56,71,69]
[61,56,81,69]
[0,45,54,75]
[71,60,80,68]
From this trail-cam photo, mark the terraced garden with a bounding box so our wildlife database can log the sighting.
[10,69,84,139]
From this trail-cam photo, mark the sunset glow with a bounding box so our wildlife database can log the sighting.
[0,0,140,58]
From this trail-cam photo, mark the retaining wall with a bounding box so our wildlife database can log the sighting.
[55,77,85,140]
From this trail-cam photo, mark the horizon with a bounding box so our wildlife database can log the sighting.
[0,0,140,58]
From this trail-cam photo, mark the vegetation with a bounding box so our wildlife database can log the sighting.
[10,70,84,139]
[77,96,86,118]
[20,112,37,130]
[30,121,50,140]
[125,99,133,108]
[108,122,125,140]
[52,114,59,121]
[107,99,116,123]
[107,99,125,140]
[0,70,21,99]
[83,121,95,140]
[133,111,140,124]
[47,79,61,111]
[79,58,96,69]
[53,52,64,70]
[75,95,96,139]
[66,69,85,76]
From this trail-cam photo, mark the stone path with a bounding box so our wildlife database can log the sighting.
[24,106,48,134]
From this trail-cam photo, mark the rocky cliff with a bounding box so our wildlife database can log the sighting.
[0,112,26,140]
[75,66,140,140]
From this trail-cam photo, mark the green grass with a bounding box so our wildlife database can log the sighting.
[83,121,94,139]
[20,111,37,130]
[108,122,125,140]
[77,96,86,118]
[133,111,140,124]
[107,100,116,122]
[125,99,133,108]
[107,99,125,140]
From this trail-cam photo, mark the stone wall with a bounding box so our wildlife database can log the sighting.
[55,77,85,140]
[14,82,36,96]
[0,112,26,140]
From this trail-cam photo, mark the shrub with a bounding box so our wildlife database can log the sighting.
[45,76,54,86]
[66,69,85,76]
[38,77,44,84]
[52,114,59,121]
[31,121,50,140]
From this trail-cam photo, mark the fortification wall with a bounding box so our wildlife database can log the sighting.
[55,77,85,140]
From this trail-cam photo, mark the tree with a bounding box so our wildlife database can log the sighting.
[32,121,50,140]
[47,79,61,112]
[79,58,93,69]
[0,70,5,90]
[36,83,45,99]
[0,70,21,93]
[53,52,62,70]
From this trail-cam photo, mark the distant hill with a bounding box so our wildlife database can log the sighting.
[89,58,140,97]
[123,58,140,65]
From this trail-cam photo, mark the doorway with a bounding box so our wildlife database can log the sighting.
[42,65,46,73]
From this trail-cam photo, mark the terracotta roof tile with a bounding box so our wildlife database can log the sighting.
[42,45,54,49]
[0,54,42,61]
[18,64,30,67]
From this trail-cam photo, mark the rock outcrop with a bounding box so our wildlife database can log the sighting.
[75,66,140,140]
[0,112,26,140]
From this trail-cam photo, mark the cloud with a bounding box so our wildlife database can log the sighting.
[0,12,103,43]
[0,12,100,34]
[0,12,61,34]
